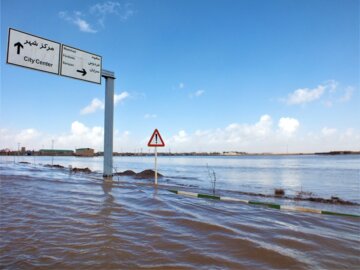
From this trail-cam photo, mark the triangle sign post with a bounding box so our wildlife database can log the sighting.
[147,129,165,185]
[148,129,165,147]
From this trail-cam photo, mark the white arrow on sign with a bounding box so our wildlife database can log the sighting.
[6,28,61,74]
[60,45,102,84]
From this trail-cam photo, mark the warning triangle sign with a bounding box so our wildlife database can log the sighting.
[148,129,165,147]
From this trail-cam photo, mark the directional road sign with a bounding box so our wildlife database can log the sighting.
[60,45,102,84]
[6,28,61,74]
[148,129,165,147]
[6,27,111,177]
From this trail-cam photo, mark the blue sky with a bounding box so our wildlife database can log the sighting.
[1,0,359,153]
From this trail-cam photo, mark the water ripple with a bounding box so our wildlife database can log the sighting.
[1,162,359,269]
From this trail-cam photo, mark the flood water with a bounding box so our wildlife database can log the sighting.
[1,155,360,269]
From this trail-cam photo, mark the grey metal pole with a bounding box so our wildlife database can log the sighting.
[102,69,115,178]
[155,146,158,185]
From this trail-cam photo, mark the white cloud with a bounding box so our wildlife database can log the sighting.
[165,115,359,153]
[195,90,205,96]
[285,85,326,105]
[278,117,300,135]
[53,121,103,150]
[114,91,129,105]
[282,81,342,105]
[167,115,275,152]
[90,1,121,15]
[56,122,135,152]
[74,17,97,33]
[1,128,41,150]
[15,129,41,144]
[323,84,355,107]
[282,81,356,107]
[144,114,157,119]
[190,89,205,98]
[179,83,185,89]
[224,115,273,142]
[80,92,129,115]
[171,130,189,143]
[59,11,97,33]
[1,116,358,154]
[81,98,104,115]
[71,121,89,135]
[0,122,135,152]
[254,115,273,136]
[60,1,135,33]
[90,1,134,23]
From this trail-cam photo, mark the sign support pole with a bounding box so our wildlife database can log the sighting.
[155,146,158,185]
[102,70,115,178]
[147,129,165,185]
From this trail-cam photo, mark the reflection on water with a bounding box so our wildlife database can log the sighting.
[100,180,114,216]
[1,155,360,202]
[280,169,301,192]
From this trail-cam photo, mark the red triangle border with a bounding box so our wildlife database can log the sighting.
[147,129,165,147]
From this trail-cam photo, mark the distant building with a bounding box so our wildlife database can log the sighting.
[39,149,74,156]
[0,148,11,155]
[75,148,94,157]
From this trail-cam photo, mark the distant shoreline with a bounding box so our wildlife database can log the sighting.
[1,150,359,157]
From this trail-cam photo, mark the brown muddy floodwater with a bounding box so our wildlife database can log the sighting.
[1,162,359,269]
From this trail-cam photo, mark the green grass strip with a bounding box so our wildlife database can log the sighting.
[321,210,360,218]
[249,201,281,209]
[198,193,221,200]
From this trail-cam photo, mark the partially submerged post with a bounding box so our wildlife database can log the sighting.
[155,146,158,184]
[147,129,165,185]
[102,70,115,178]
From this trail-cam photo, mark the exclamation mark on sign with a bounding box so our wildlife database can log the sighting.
[155,134,158,144]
